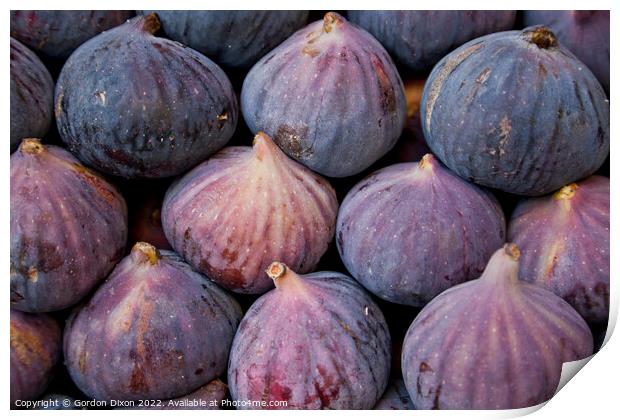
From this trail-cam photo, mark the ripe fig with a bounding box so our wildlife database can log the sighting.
[374,379,415,410]
[10,38,54,152]
[402,244,593,409]
[241,12,407,177]
[421,26,609,195]
[11,310,62,406]
[162,132,338,294]
[524,11,609,94]
[11,139,128,312]
[143,11,309,68]
[55,13,238,178]
[337,154,505,306]
[228,263,391,409]
[348,11,516,72]
[10,10,134,59]
[508,176,609,324]
[131,379,227,410]
[64,242,242,401]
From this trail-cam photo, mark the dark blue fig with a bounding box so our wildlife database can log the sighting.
[241,12,407,177]
[10,10,134,59]
[402,244,593,409]
[55,13,238,178]
[524,11,609,94]
[508,176,609,324]
[348,11,516,72]
[421,26,609,196]
[142,10,308,68]
[11,310,62,407]
[11,139,128,312]
[337,154,505,306]
[10,38,54,152]
[228,263,391,409]
[64,242,242,401]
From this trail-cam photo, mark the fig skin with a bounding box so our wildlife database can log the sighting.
[10,38,54,152]
[11,139,128,313]
[142,11,309,68]
[129,379,227,410]
[421,26,609,196]
[162,132,338,294]
[337,154,505,306]
[374,379,415,410]
[402,244,594,409]
[55,13,238,179]
[524,11,609,94]
[11,310,62,407]
[241,12,407,178]
[228,263,391,409]
[64,242,242,401]
[508,176,609,324]
[348,11,516,72]
[10,10,134,59]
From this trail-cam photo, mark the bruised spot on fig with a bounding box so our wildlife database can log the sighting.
[71,163,116,204]
[216,111,228,129]
[27,266,38,282]
[275,124,312,159]
[221,248,238,264]
[95,90,106,106]
[475,67,491,84]
[79,350,87,373]
[371,54,397,114]
[419,362,434,373]
[302,45,320,58]
[10,324,50,367]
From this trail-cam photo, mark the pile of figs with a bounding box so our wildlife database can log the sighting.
[10,9,609,411]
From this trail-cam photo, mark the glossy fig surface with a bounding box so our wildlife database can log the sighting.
[144,10,308,68]
[11,139,128,312]
[55,14,238,178]
[64,242,242,401]
[10,38,54,152]
[421,26,609,195]
[508,176,609,324]
[524,11,609,94]
[402,244,593,409]
[11,310,62,406]
[337,154,505,306]
[349,10,516,71]
[228,263,391,409]
[11,10,134,58]
[162,132,338,294]
[241,12,407,177]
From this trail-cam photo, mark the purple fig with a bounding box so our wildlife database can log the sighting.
[162,132,338,294]
[337,154,505,306]
[64,242,242,401]
[11,139,128,312]
[508,176,609,324]
[10,38,54,152]
[11,310,62,406]
[402,244,594,409]
[241,12,407,177]
[228,263,391,409]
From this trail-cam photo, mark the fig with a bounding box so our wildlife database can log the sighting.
[402,244,594,409]
[241,12,407,177]
[375,379,415,410]
[337,154,505,306]
[508,176,609,324]
[421,26,609,196]
[524,11,609,94]
[143,11,309,68]
[11,139,128,312]
[131,379,227,410]
[11,310,62,406]
[228,263,391,409]
[10,38,54,152]
[64,242,242,401]
[162,132,338,294]
[348,11,516,72]
[10,10,134,59]
[55,13,238,179]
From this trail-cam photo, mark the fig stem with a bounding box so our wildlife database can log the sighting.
[266,262,287,281]
[419,154,434,169]
[132,242,160,265]
[503,243,521,261]
[323,12,342,33]
[527,26,558,49]
[554,183,578,200]
[20,138,44,155]
[134,13,161,35]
